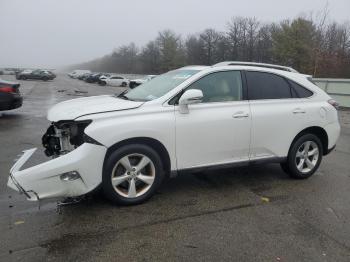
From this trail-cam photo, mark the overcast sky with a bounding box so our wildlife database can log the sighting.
[0,0,349,68]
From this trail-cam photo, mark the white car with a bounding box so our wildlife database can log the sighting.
[129,75,156,88]
[99,75,129,87]
[8,62,340,205]
[68,70,91,79]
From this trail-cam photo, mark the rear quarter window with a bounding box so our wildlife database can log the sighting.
[288,80,313,98]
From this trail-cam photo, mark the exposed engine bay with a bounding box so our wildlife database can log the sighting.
[42,120,92,157]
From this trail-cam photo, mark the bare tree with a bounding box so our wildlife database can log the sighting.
[246,17,260,61]
[185,34,206,65]
[140,41,160,73]
[199,28,223,65]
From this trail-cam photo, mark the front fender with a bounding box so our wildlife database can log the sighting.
[83,110,176,170]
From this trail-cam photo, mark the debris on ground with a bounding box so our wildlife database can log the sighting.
[261,197,270,203]
[74,90,88,94]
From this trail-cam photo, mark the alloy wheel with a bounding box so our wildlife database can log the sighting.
[295,141,319,174]
[111,153,156,198]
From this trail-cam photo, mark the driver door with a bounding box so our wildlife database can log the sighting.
[175,70,251,170]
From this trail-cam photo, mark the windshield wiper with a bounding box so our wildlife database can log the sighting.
[115,90,150,102]
[116,90,133,101]
[118,94,130,100]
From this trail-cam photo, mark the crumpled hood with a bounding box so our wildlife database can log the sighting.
[47,95,143,121]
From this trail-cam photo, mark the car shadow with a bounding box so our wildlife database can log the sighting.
[61,163,289,211]
[0,112,24,120]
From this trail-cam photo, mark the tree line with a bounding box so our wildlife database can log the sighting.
[72,15,350,78]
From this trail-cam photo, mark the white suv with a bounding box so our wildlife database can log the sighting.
[8,62,340,205]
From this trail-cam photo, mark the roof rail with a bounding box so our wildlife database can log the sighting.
[213,61,298,73]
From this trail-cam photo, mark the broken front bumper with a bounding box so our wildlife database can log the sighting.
[7,143,107,201]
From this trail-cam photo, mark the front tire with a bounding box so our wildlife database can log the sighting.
[102,144,165,205]
[281,134,323,179]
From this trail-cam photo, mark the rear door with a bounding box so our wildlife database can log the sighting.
[245,71,309,159]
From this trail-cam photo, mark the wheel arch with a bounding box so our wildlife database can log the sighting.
[290,126,328,156]
[103,137,172,177]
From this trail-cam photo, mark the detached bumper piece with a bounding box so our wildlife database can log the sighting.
[7,143,107,201]
[8,148,39,200]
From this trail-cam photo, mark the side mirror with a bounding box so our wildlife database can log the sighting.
[179,89,203,105]
[178,89,203,114]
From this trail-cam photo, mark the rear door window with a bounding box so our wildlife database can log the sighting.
[246,71,292,100]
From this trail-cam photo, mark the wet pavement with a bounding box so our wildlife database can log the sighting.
[0,74,350,261]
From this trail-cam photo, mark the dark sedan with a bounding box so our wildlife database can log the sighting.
[85,73,103,83]
[0,79,23,111]
[16,69,56,81]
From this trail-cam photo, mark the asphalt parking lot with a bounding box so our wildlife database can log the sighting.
[0,74,350,262]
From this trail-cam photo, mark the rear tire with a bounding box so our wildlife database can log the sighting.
[102,144,165,205]
[281,134,323,179]
[121,82,127,87]
[99,81,106,86]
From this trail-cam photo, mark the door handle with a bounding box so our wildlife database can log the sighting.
[292,108,306,114]
[233,112,249,118]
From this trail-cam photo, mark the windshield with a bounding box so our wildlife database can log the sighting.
[124,69,199,101]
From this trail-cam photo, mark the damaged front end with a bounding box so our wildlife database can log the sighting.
[8,120,107,201]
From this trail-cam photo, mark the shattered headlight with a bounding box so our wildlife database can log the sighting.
[42,120,92,157]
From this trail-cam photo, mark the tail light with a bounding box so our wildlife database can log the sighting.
[328,99,339,110]
[0,86,16,93]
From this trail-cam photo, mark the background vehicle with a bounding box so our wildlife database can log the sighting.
[15,70,32,80]
[100,75,129,87]
[85,73,105,83]
[16,69,56,81]
[0,78,22,111]
[68,70,91,79]
[78,72,92,81]
[97,73,111,84]
[129,75,156,88]
[2,68,16,75]
[8,62,340,206]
